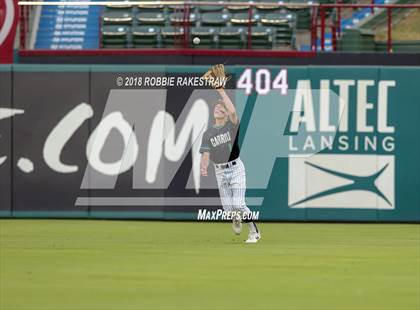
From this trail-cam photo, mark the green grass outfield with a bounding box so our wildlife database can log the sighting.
[1,220,419,310]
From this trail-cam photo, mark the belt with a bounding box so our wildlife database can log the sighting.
[214,159,238,169]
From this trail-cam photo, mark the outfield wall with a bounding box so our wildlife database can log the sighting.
[0,65,419,222]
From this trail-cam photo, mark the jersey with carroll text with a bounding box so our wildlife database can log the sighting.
[199,120,240,164]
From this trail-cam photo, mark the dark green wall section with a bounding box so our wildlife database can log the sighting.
[0,65,419,222]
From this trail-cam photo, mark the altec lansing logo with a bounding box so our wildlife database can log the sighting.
[289,155,394,209]
[288,80,396,210]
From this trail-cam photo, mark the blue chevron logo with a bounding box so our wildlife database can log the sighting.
[290,161,392,207]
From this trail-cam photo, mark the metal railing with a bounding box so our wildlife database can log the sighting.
[19,2,33,49]
[317,3,420,53]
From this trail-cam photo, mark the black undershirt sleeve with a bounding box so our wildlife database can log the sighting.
[199,131,211,154]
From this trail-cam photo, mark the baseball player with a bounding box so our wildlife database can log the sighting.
[200,65,261,244]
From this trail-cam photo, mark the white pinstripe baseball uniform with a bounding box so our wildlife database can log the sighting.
[199,119,258,234]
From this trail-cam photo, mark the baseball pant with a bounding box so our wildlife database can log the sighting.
[214,158,258,233]
[214,158,251,215]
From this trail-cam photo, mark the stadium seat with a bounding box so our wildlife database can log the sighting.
[167,5,196,12]
[201,13,231,26]
[285,0,311,30]
[102,11,133,25]
[137,3,165,12]
[161,27,184,47]
[132,26,159,48]
[219,27,245,49]
[227,0,250,13]
[275,30,293,45]
[136,12,166,26]
[101,25,129,48]
[256,0,281,13]
[261,13,294,47]
[105,2,133,11]
[197,1,224,13]
[191,27,217,48]
[169,13,198,26]
[261,12,294,27]
[230,12,261,26]
[247,26,274,49]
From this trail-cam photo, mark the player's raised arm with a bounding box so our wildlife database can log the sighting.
[202,64,238,125]
[217,88,238,125]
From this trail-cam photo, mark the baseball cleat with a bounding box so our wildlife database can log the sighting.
[245,232,261,243]
[232,217,242,235]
